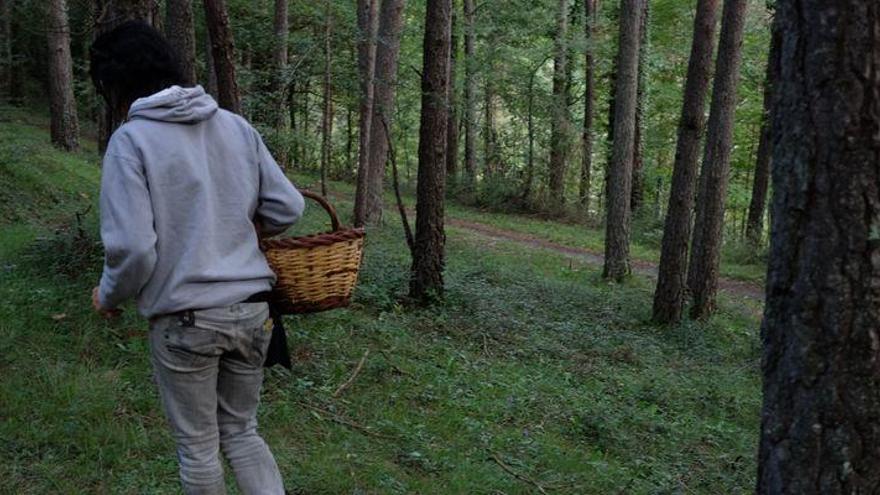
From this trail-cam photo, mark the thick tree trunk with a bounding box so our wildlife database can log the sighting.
[745,26,779,247]
[353,0,379,227]
[445,6,459,182]
[364,0,406,225]
[203,0,241,114]
[686,0,747,319]
[602,0,642,281]
[320,1,332,196]
[165,0,196,85]
[757,2,880,491]
[651,0,720,324]
[548,0,570,208]
[630,0,649,212]
[47,0,79,151]
[273,0,290,168]
[410,0,451,302]
[579,0,598,212]
[462,0,476,185]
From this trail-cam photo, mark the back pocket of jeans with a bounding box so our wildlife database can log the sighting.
[164,325,220,363]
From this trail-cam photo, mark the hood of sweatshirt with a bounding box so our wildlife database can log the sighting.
[128,85,218,124]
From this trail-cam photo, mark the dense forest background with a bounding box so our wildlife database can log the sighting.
[1,0,772,239]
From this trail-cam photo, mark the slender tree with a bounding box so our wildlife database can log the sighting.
[320,0,333,196]
[630,0,649,212]
[462,0,476,184]
[410,0,451,302]
[687,0,748,319]
[651,0,721,324]
[757,1,880,491]
[353,0,379,227]
[273,0,290,168]
[203,0,241,114]
[47,0,79,151]
[548,0,570,208]
[579,0,598,212]
[445,4,459,181]
[602,0,643,281]
[364,0,407,225]
[165,0,196,85]
[745,25,780,247]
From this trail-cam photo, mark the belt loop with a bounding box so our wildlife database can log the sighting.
[179,310,195,327]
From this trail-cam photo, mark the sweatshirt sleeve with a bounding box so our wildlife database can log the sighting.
[97,151,158,310]
[254,130,305,236]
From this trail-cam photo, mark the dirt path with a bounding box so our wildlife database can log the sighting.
[321,189,765,303]
[446,217,765,302]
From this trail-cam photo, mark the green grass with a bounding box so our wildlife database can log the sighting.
[0,110,762,494]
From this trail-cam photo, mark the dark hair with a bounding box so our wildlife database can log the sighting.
[90,21,184,113]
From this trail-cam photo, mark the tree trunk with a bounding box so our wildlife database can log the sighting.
[651,0,720,324]
[462,0,477,185]
[745,25,779,247]
[410,0,451,302]
[273,0,290,168]
[47,0,79,151]
[204,32,218,97]
[203,0,241,114]
[602,0,642,281]
[686,0,747,319]
[1,0,13,101]
[364,0,406,225]
[320,0,332,196]
[445,5,459,182]
[630,0,649,212]
[579,0,598,212]
[165,0,196,85]
[548,0,570,208]
[353,0,379,227]
[757,2,880,491]
[483,66,497,177]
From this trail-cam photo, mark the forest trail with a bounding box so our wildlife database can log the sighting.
[446,217,765,303]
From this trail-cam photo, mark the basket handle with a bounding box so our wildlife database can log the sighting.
[301,190,341,232]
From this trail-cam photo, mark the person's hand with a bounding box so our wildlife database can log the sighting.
[92,286,122,318]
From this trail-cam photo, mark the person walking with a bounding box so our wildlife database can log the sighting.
[89,21,303,495]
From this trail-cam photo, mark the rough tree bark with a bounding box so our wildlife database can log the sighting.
[320,0,332,196]
[353,0,379,227]
[445,5,459,181]
[364,0,406,225]
[204,32,218,97]
[651,0,720,324]
[602,0,642,281]
[165,0,196,85]
[273,0,290,168]
[47,0,79,151]
[462,0,476,185]
[203,0,241,114]
[745,25,780,247]
[579,0,598,212]
[410,0,451,302]
[686,0,747,319]
[757,1,880,492]
[548,0,570,208]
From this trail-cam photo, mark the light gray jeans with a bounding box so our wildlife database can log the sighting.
[149,302,284,495]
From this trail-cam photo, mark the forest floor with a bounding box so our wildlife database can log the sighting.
[1,107,763,494]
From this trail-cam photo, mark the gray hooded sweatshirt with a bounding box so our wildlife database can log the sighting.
[98,85,304,318]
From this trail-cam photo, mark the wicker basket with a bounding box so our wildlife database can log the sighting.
[260,190,365,314]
